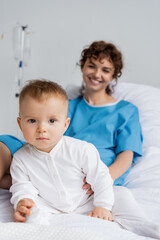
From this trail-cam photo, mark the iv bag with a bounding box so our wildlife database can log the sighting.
[12,22,22,61]
[12,22,31,66]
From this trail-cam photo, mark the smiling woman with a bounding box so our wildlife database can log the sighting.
[65,40,142,186]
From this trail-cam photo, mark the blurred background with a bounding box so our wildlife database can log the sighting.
[0,0,160,136]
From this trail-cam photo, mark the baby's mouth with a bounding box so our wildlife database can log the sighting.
[36,137,49,140]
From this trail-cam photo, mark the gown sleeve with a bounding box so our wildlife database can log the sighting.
[115,106,143,160]
[0,135,25,156]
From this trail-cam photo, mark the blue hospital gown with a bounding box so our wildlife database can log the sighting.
[65,96,143,186]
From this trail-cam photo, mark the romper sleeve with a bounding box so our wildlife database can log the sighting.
[81,142,114,211]
[10,153,39,210]
[115,106,143,160]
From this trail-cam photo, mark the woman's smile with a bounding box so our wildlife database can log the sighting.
[88,76,104,85]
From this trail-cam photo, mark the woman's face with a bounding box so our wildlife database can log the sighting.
[81,57,114,93]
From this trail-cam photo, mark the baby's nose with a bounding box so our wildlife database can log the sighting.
[37,123,47,132]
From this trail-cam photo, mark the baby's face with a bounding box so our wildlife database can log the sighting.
[17,95,70,153]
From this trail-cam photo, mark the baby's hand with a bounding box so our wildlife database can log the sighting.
[88,207,113,221]
[14,198,36,222]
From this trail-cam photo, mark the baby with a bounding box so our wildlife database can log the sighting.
[10,79,114,222]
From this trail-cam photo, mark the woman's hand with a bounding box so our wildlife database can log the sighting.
[82,177,94,195]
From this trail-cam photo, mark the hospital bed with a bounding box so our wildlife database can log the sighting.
[0,82,160,240]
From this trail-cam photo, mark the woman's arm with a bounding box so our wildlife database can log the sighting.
[83,150,133,192]
[0,142,12,189]
[108,150,133,181]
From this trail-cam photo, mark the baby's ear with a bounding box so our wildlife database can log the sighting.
[64,117,70,132]
[17,117,22,131]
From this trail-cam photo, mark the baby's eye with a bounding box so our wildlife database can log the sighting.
[49,119,55,123]
[28,119,36,123]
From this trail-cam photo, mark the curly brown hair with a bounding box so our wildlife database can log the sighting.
[79,41,123,95]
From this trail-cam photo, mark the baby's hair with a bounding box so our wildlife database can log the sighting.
[19,79,68,111]
[19,79,68,101]
[78,41,123,95]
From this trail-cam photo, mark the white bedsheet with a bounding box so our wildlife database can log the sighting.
[0,82,160,240]
[0,218,152,240]
[0,188,156,240]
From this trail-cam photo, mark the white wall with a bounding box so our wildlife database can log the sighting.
[0,0,160,136]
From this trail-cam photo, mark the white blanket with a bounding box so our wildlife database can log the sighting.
[0,82,160,240]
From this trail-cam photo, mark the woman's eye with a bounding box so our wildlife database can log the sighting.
[88,64,95,69]
[28,119,36,123]
[49,119,55,123]
[103,70,109,73]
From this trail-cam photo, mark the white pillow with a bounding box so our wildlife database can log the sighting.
[112,82,160,149]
